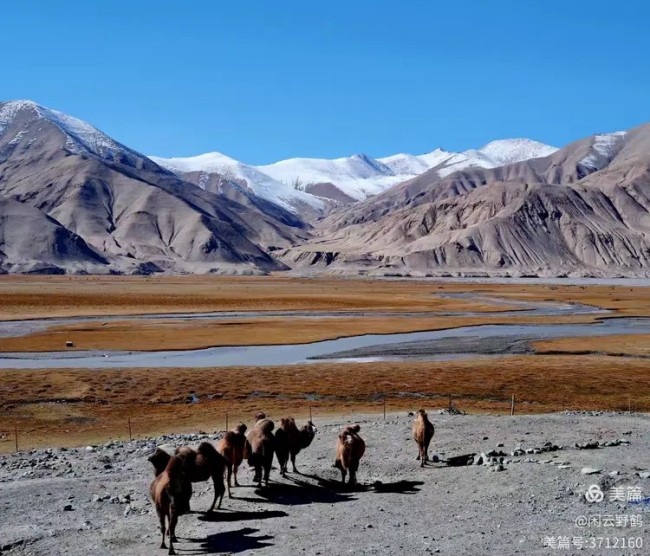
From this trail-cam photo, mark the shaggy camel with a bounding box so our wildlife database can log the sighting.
[274,417,317,476]
[244,418,275,487]
[217,422,248,496]
[148,443,228,512]
[334,424,365,485]
[150,453,192,555]
[412,409,435,466]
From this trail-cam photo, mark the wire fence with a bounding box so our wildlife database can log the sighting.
[1,391,646,454]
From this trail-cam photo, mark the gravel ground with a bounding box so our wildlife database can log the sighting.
[1,412,648,555]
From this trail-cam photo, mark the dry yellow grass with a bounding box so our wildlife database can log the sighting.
[534,333,650,357]
[1,356,648,452]
[0,275,511,320]
[3,275,650,321]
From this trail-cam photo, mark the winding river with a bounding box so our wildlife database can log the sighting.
[0,294,647,369]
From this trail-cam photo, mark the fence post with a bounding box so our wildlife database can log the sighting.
[510,394,515,416]
[14,426,18,452]
[128,418,132,441]
[448,394,452,411]
[309,406,312,421]
[225,412,229,432]
[383,398,386,419]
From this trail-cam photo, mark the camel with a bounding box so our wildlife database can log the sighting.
[334,424,365,485]
[412,409,435,466]
[244,418,275,487]
[217,422,248,496]
[150,453,192,555]
[274,417,317,476]
[148,442,227,512]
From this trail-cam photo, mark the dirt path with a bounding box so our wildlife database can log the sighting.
[1,412,648,555]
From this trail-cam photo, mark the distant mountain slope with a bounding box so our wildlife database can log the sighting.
[0,197,107,274]
[150,152,326,216]
[153,138,557,210]
[280,124,650,278]
[0,100,309,274]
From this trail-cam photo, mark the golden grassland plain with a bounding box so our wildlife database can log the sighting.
[533,334,650,357]
[1,275,650,451]
[1,357,649,452]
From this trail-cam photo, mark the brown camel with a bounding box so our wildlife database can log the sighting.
[150,453,192,555]
[148,442,227,512]
[274,417,317,476]
[412,409,435,466]
[244,418,275,487]
[334,424,365,486]
[217,422,248,496]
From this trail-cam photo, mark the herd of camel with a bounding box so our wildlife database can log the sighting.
[148,409,435,555]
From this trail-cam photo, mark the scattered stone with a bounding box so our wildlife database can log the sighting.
[63,504,73,511]
[637,471,650,479]
[575,441,599,450]
[608,471,620,477]
[581,467,601,475]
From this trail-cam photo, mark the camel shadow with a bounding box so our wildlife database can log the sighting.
[197,509,288,522]
[299,473,424,495]
[180,527,274,554]
[236,476,355,506]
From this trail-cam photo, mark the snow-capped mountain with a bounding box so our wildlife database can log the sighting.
[0,100,310,275]
[579,131,627,171]
[152,138,558,212]
[149,152,326,214]
[0,100,160,171]
[430,139,559,178]
[258,153,405,201]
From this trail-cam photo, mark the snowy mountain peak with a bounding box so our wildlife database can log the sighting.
[0,100,40,136]
[0,99,144,164]
[433,138,558,177]
[477,138,558,165]
[579,131,627,171]
[151,152,326,214]
[150,152,241,175]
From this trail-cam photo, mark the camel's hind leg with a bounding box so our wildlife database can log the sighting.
[233,462,240,487]
[157,508,167,549]
[167,508,178,555]
[214,474,225,509]
[226,463,233,498]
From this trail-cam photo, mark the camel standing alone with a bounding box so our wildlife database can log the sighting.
[334,424,365,485]
[412,409,435,466]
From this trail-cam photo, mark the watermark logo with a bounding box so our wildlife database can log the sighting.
[585,484,604,503]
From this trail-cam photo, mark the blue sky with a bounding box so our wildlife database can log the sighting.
[2,1,648,164]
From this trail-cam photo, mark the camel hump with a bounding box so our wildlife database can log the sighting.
[197,441,219,458]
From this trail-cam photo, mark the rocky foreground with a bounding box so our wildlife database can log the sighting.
[1,412,649,555]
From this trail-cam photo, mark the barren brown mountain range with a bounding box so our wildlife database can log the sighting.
[2,99,649,277]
